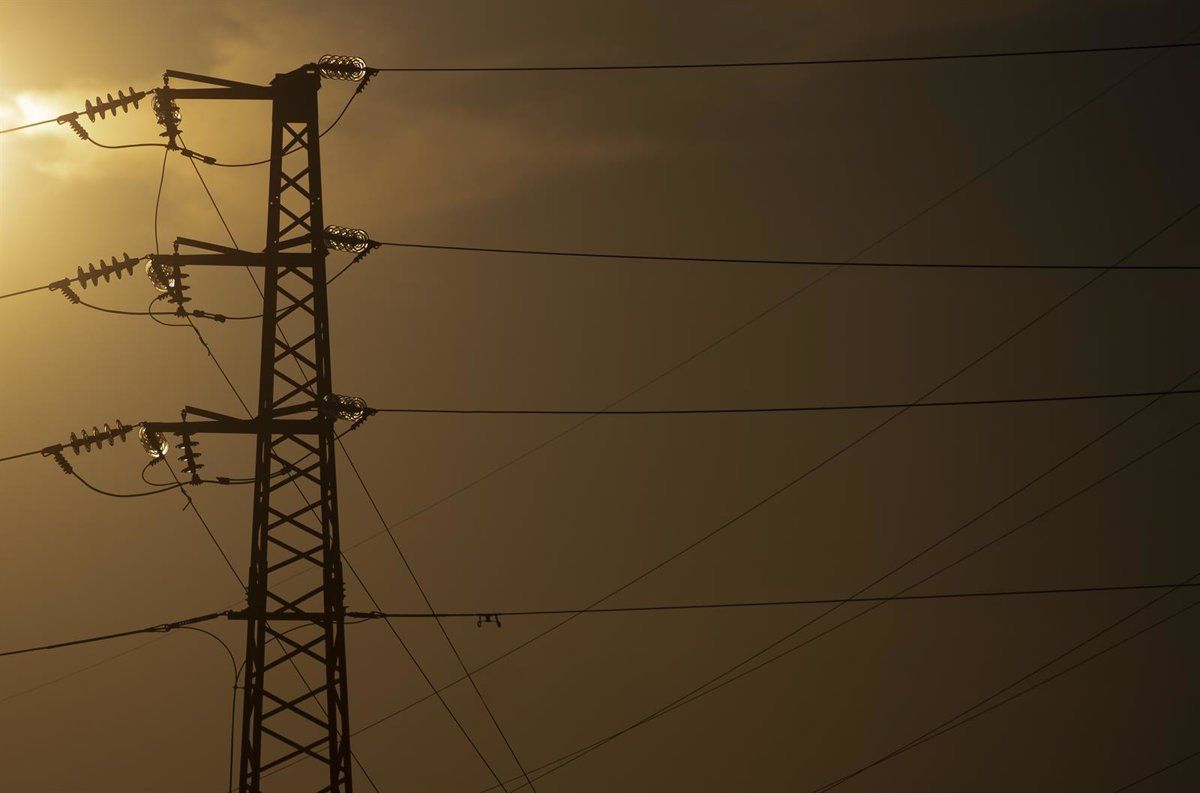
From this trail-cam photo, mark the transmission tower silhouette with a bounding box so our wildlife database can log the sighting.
[142,60,367,791]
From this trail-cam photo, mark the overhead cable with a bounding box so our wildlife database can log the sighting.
[368,239,1200,270]
[370,41,1200,72]
[346,581,1200,621]
[367,387,1200,416]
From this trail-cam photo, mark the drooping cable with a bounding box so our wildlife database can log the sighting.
[1111,747,1200,793]
[338,441,539,791]
[343,206,1200,774]
[163,465,243,586]
[88,138,168,151]
[346,39,1198,569]
[0,117,58,135]
[478,383,1200,793]
[247,50,1200,773]
[153,145,168,255]
[197,79,368,168]
[492,594,1200,793]
[346,580,1200,621]
[811,583,1200,792]
[167,168,426,792]
[367,387,1200,416]
[371,40,1200,72]
[175,625,240,793]
[69,470,182,498]
[0,610,230,658]
[368,239,1199,270]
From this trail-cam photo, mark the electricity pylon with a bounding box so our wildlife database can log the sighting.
[143,62,363,791]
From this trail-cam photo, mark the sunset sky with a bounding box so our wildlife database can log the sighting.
[2,1,1199,791]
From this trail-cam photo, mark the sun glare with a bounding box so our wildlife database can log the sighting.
[0,92,64,135]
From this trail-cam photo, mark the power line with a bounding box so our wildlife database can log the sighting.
[1,40,1195,140]
[368,387,1200,416]
[346,581,1200,621]
[812,582,1200,792]
[0,257,150,305]
[338,366,1200,773]
[154,145,168,255]
[1112,747,1200,793]
[0,117,58,135]
[163,466,244,586]
[372,40,1200,72]
[247,46,1200,770]
[499,592,1200,793]
[88,138,167,151]
[198,80,368,168]
[151,141,384,792]
[70,470,182,499]
[0,610,230,658]
[0,283,51,302]
[339,442,541,792]
[241,56,1200,775]
[370,239,1200,270]
[5,235,1197,312]
[0,448,42,464]
[176,157,501,792]
[343,30,1195,567]
[482,383,1200,793]
[345,199,1198,595]
[6,579,1191,662]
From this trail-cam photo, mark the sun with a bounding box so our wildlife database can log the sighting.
[0,92,62,134]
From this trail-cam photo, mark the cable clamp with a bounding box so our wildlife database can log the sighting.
[476,613,502,628]
[41,447,73,474]
[51,281,82,305]
[57,115,89,141]
[180,147,216,164]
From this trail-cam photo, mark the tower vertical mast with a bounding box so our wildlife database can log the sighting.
[237,65,352,791]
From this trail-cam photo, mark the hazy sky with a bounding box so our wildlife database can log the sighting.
[2,1,1199,791]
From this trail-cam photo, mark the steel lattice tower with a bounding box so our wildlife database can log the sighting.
[145,64,353,791]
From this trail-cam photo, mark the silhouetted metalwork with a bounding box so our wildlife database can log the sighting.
[144,65,354,792]
[323,225,370,253]
[75,253,139,288]
[67,422,133,454]
[318,55,369,81]
[53,86,148,140]
[38,420,134,473]
[83,87,145,120]
[139,426,169,459]
[152,89,182,149]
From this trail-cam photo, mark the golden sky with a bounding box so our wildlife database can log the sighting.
[2,1,1199,791]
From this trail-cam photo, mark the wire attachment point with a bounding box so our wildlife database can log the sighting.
[78,253,139,289]
[152,89,182,149]
[59,116,89,141]
[324,225,371,253]
[42,448,74,474]
[66,421,133,455]
[326,394,373,429]
[51,281,82,305]
[318,55,372,81]
[84,87,146,121]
